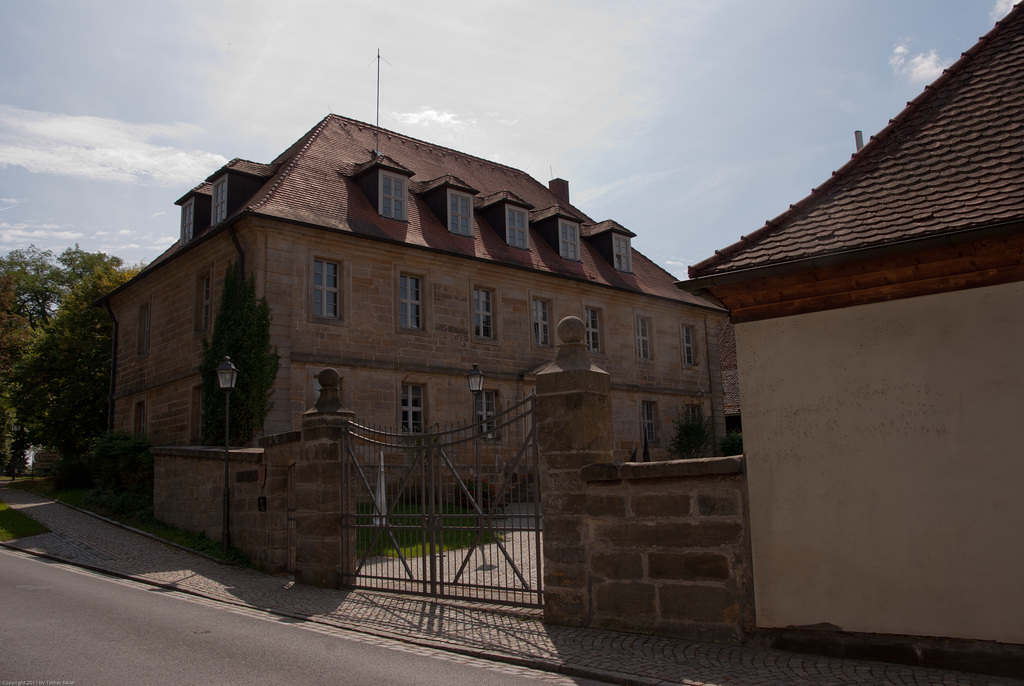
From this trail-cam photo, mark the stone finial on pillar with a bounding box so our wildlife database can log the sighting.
[307,368,347,415]
[535,316,614,627]
[294,367,353,589]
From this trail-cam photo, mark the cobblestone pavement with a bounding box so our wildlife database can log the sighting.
[2,484,1020,686]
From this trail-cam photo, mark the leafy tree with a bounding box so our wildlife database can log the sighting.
[201,262,279,446]
[0,275,30,474]
[668,409,714,460]
[11,256,139,459]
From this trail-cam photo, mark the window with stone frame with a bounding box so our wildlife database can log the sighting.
[312,258,340,319]
[636,316,651,360]
[399,273,422,329]
[133,399,147,436]
[532,298,550,346]
[475,389,498,438]
[641,400,657,443]
[194,271,212,333]
[585,306,601,353]
[401,384,424,433]
[474,287,493,339]
[681,324,696,366]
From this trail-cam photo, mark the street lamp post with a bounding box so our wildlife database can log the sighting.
[217,356,239,555]
[466,364,485,514]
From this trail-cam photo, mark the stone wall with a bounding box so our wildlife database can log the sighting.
[153,437,297,574]
[536,316,753,643]
[580,457,753,644]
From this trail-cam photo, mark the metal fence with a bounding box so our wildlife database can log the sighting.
[339,395,542,608]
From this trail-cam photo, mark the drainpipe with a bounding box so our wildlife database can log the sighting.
[228,224,245,276]
[703,314,718,456]
[102,301,119,434]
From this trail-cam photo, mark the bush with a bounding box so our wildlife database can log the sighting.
[668,410,714,460]
[720,431,743,456]
[52,456,93,490]
[90,432,152,492]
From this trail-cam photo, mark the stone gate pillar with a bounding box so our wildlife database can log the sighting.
[294,368,353,588]
[536,316,614,626]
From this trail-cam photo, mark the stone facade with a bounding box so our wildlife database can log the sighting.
[106,216,726,460]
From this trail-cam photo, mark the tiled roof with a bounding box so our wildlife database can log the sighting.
[206,158,278,182]
[583,219,637,239]
[477,189,533,210]
[689,5,1024,278]
[235,114,715,307]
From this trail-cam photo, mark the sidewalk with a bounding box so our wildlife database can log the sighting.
[1,484,1019,686]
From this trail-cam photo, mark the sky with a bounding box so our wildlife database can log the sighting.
[0,0,1017,278]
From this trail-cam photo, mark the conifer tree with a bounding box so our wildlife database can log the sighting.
[200,262,279,445]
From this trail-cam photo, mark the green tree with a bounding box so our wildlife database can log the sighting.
[201,262,279,446]
[11,257,139,458]
[0,275,30,474]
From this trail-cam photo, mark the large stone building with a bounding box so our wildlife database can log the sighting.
[100,115,726,458]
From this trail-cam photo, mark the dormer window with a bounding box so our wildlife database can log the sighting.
[613,235,632,272]
[380,173,406,220]
[448,190,473,236]
[212,178,228,224]
[181,199,195,243]
[507,207,528,249]
[559,221,580,261]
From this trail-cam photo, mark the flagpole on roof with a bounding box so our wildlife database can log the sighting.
[369,49,392,156]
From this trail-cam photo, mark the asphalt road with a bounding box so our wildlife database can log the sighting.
[0,548,603,686]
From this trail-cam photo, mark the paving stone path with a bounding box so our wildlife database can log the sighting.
[1,484,1019,686]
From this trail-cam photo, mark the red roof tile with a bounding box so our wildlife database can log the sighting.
[689,5,1024,278]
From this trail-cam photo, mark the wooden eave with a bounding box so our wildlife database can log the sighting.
[684,222,1024,323]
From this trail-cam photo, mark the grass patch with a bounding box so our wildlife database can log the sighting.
[0,501,49,541]
[8,478,250,566]
[356,502,502,558]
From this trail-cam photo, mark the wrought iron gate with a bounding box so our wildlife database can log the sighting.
[340,395,542,608]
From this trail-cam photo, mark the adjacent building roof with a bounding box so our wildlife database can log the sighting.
[138,114,719,310]
[688,5,1024,280]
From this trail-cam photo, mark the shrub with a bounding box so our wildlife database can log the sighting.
[668,410,714,460]
[90,432,152,492]
[720,431,743,456]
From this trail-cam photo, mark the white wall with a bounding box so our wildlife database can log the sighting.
[737,281,1024,644]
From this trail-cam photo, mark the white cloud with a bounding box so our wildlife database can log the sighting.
[393,109,472,129]
[889,41,948,82]
[991,0,1015,20]
[0,105,228,186]
[0,222,83,244]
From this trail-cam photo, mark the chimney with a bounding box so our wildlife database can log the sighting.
[854,130,864,152]
[548,178,570,204]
